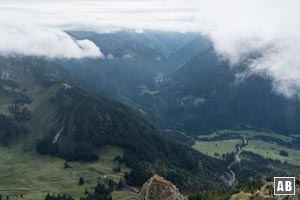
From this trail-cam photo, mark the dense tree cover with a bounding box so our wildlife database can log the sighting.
[112,166,121,173]
[79,177,85,185]
[80,183,112,200]
[279,150,289,157]
[189,191,220,200]
[188,188,241,200]
[142,49,300,135]
[35,85,227,191]
[64,162,73,169]
[253,135,300,150]
[124,164,152,186]
[188,178,263,200]
[237,178,264,193]
[12,94,32,105]
[232,151,299,184]
[161,130,195,146]
[45,194,74,200]
[8,105,31,121]
[43,181,115,200]
[7,94,32,121]
[0,114,27,146]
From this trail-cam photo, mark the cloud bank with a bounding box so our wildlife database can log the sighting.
[0,7,104,59]
[0,19,103,59]
[192,0,300,98]
[0,0,193,59]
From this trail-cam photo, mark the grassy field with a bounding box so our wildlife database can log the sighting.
[243,140,300,166]
[0,146,137,200]
[111,191,137,200]
[192,139,242,158]
[198,130,293,142]
[194,130,300,166]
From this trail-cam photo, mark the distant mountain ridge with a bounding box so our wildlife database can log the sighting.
[60,31,300,136]
[59,31,212,127]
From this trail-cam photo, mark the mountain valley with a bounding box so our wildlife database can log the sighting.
[0,30,300,200]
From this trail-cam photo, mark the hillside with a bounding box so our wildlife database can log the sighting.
[154,49,300,134]
[168,35,212,69]
[59,31,210,111]
[0,145,133,199]
[0,56,228,193]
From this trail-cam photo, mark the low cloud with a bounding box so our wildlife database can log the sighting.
[0,13,103,59]
[0,0,193,59]
[123,54,133,59]
[107,54,114,60]
[192,0,300,98]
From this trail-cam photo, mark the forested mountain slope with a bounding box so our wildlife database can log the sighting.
[0,56,227,191]
[156,49,300,134]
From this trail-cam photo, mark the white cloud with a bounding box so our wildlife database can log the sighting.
[0,7,104,59]
[135,29,144,34]
[192,0,300,98]
[0,0,194,58]
[123,54,133,59]
[107,54,114,60]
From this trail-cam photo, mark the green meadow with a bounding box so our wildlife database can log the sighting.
[0,146,137,200]
[194,130,300,166]
[193,139,242,158]
[198,129,293,142]
[244,140,300,166]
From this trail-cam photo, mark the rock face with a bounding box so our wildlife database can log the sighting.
[138,175,188,200]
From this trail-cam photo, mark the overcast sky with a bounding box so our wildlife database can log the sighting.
[0,0,194,58]
[1,0,195,32]
[1,0,300,98]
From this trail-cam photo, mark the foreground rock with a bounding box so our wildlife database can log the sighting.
[138,175,188,200]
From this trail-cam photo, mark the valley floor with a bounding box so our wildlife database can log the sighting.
[193,130,300,166]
